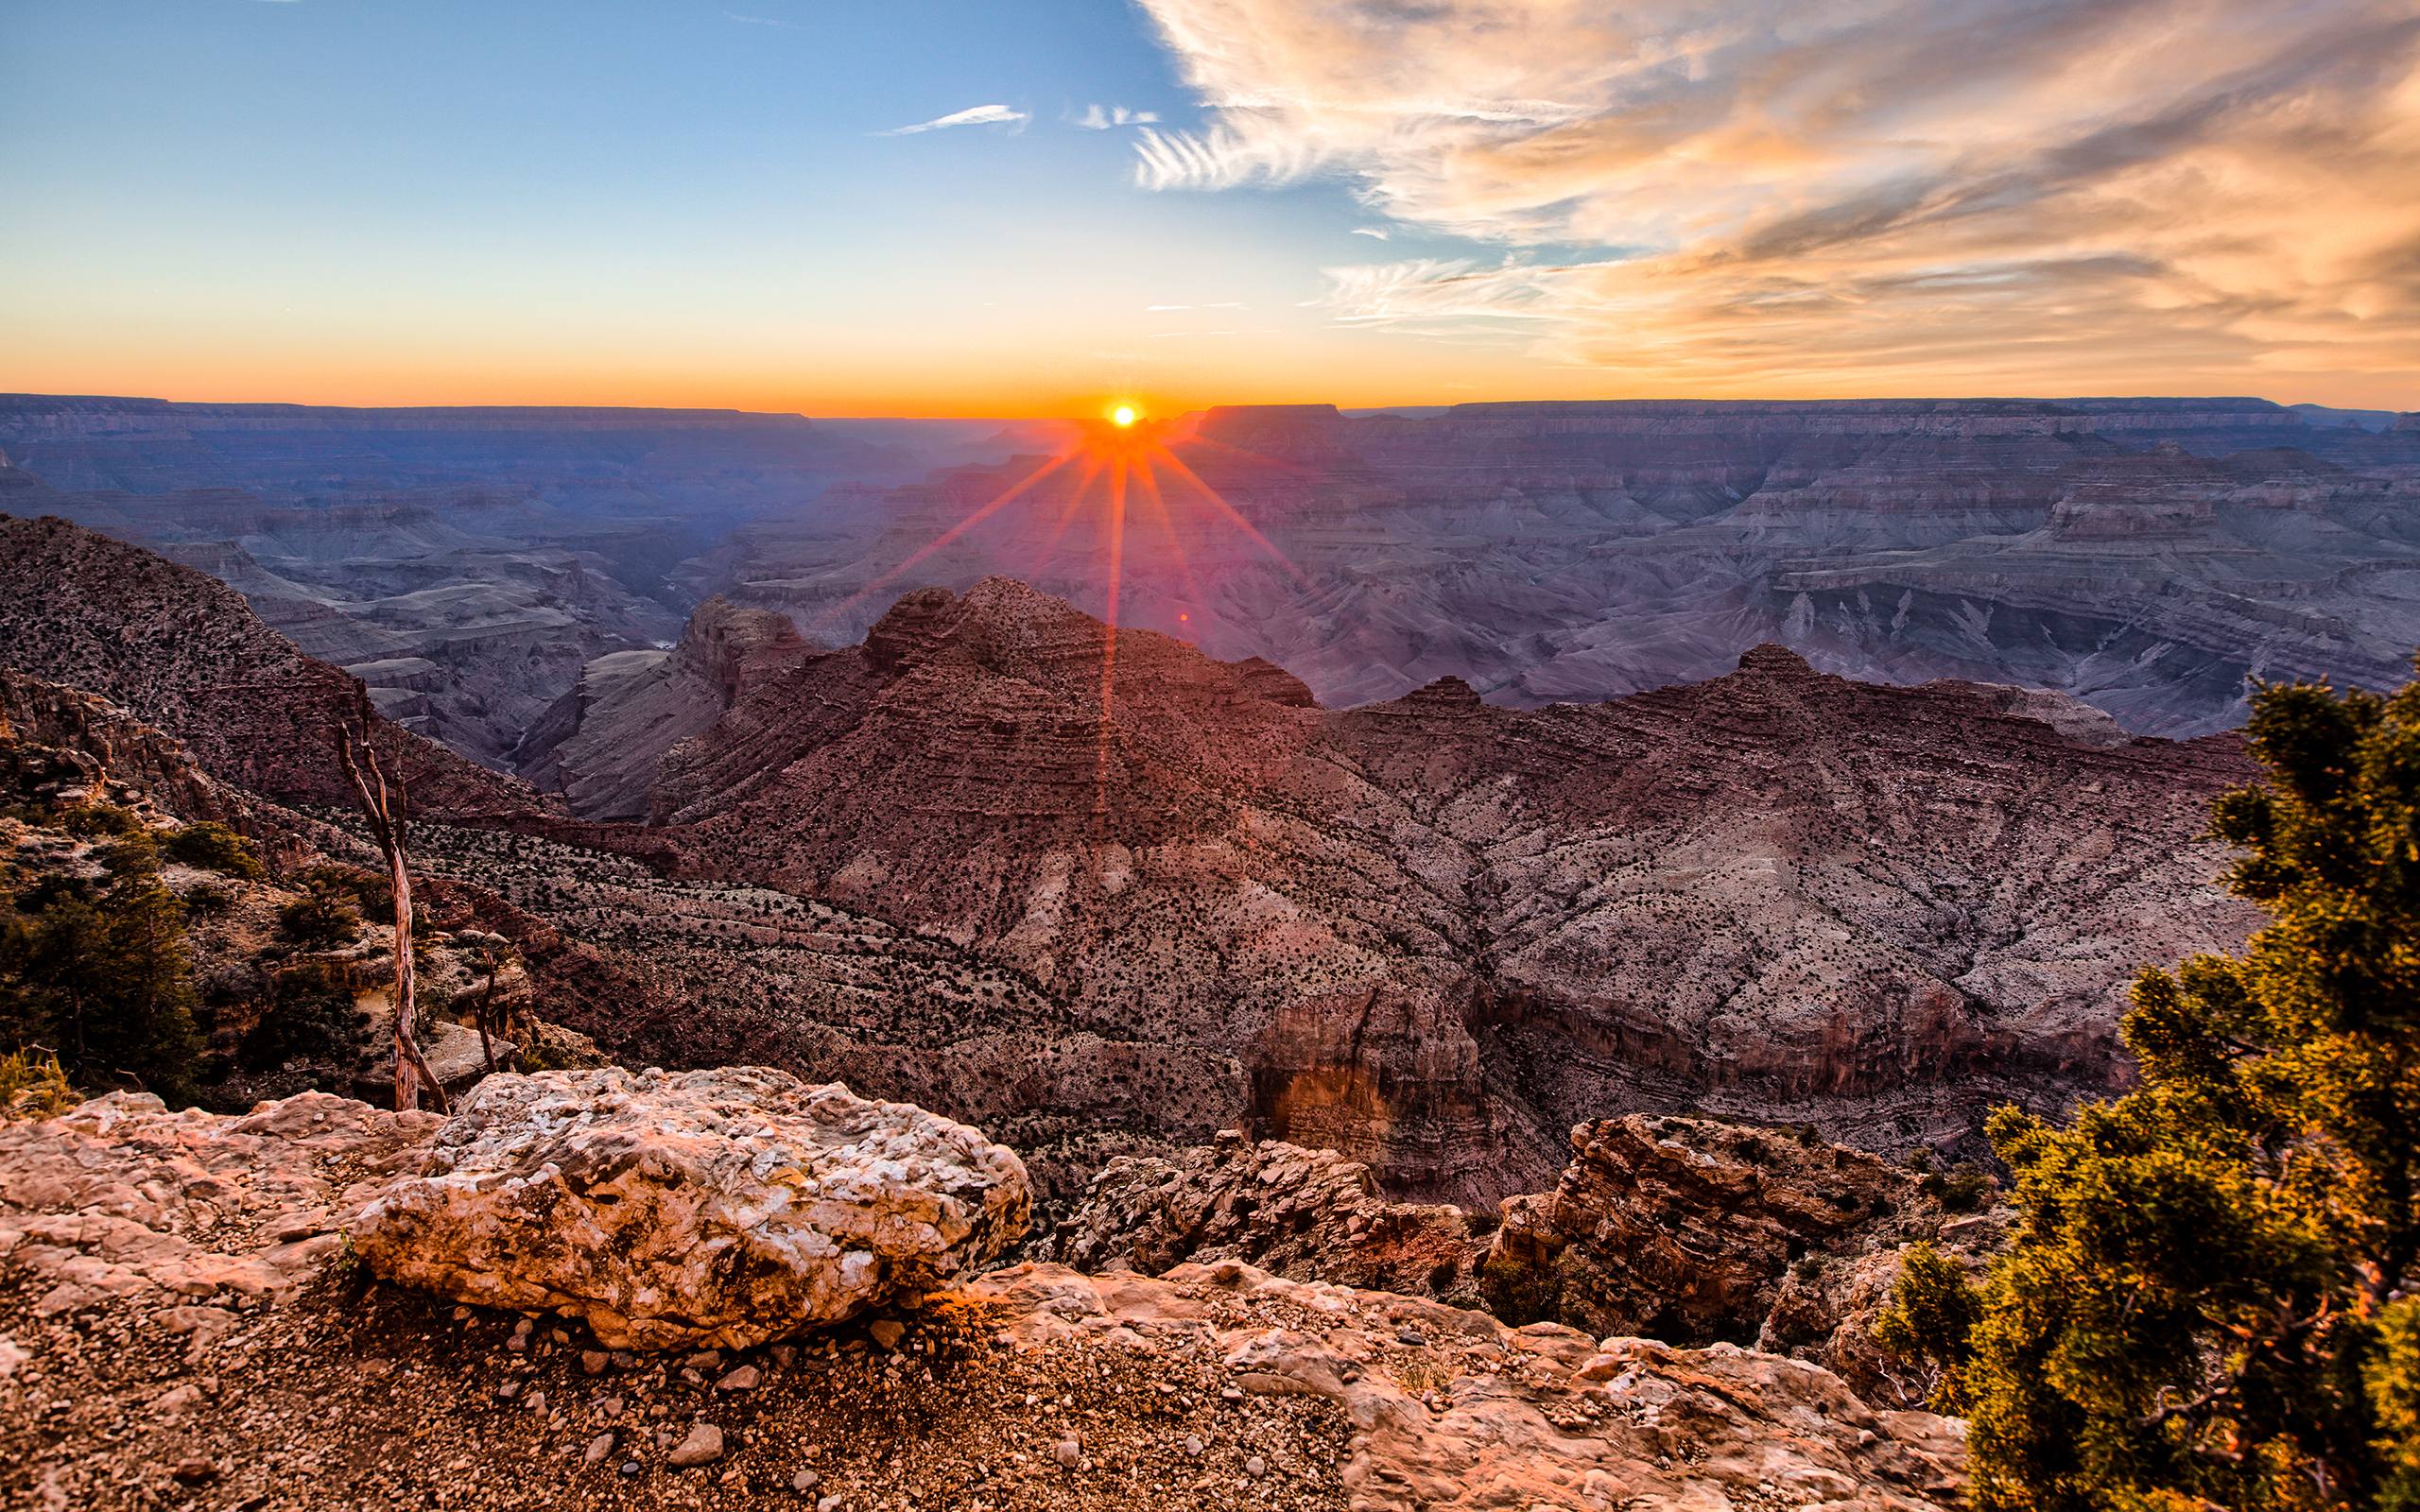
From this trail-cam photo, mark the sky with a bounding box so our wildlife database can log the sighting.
[3,0,2416,416]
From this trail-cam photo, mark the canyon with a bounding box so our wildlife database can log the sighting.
[9,394,2418,791]
[1,511,2263,1205]
[713,398,2420,742]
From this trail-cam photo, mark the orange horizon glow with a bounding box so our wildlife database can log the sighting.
[6,357,2408,421]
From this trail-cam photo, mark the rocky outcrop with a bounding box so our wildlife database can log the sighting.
[1480,1115,2004,1399]
[0,514,539,817]
[351,1066,1031,1349]
[1047,1130,1484,1303]
[0,666,244,825]
[0,1091,440,1313]
[1048,1115,2005,1406]
[514,596,807,819]
[0,1088,1966,1511]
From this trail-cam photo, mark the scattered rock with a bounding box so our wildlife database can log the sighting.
[668,1421,725,1469]
[170,1458,219,1486]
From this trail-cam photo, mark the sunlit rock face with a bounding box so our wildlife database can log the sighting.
[717,396,2420,738]
[518,576,2257,1206]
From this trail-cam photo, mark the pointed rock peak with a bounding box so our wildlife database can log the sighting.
[863,585,962,672]
[1412,675,1482,703]
[1736,644,1817,679]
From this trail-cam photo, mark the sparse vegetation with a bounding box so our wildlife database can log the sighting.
[0,1046,79,1120]
[163,820,265,879]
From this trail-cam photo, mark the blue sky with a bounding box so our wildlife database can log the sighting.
[2,0,1424,413]
[5,0,2414,413]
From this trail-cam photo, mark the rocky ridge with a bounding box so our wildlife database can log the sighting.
[0,513,539,818]
[0,1084,1966,1511]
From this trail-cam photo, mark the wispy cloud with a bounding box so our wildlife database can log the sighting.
[880,104,1028,137]
[719,9,795,26]
[1350,226,1389,240]
[1130,0,2420,396]
[1076,103,1161,129]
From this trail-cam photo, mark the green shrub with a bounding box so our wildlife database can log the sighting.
[60,802,140,837]
[0,1048,78,1121]
[277,894,359,951]
[1916,1163,1994,1212]
[163,822,264,880]
[0,870,201,1101]
[1879,663,2420,1511]
[181,882,235,918]
[242,962,367,1070]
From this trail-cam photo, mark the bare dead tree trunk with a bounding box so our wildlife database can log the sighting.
[471,944,501,1074]
[334,697,448,1114]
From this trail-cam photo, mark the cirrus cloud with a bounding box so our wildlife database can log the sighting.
[1131,0,2420,400]
[880,103,1028,136]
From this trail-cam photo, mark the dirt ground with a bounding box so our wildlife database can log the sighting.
[0,1269,1356,1512]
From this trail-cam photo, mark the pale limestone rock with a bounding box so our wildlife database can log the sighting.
[350,1067,1030,1349]
[0,1091,439,1313]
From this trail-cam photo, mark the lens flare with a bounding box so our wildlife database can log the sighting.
[835,397,1301,827]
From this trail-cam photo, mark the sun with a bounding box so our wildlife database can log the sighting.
[1110,403,1139,428]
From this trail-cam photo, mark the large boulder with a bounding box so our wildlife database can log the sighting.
[351,1066,1030,1349]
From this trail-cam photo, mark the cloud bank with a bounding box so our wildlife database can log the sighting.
[882,104,1028,136]
[1131,0,2420,397]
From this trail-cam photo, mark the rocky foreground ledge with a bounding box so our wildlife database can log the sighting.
[0,1080,1963,1511]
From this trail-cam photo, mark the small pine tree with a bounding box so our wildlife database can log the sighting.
[1882,665,2420,1510]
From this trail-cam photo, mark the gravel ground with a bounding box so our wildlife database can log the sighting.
[0,1270,1355,1512]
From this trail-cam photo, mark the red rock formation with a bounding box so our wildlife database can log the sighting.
[1047,1129,1485,1303]
[559,578,2257,1202]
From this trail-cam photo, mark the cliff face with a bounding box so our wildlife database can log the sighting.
[722,397,2420,736]
[0,513,539,817]
[514,597,805,819]
[514,577,2256,1204]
